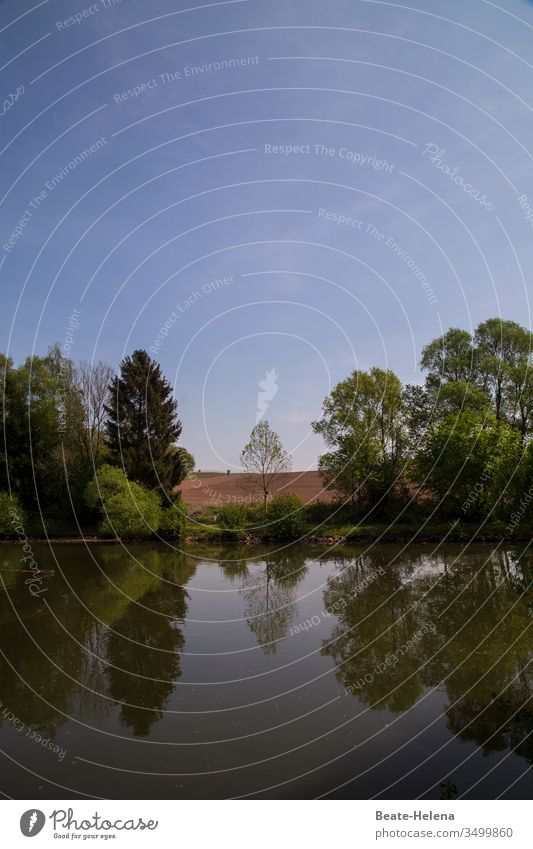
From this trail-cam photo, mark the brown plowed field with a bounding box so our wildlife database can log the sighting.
[180,471,338,508]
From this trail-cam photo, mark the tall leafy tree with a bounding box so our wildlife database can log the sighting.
[474,318,532,428]
[104,350,183,493]
[420,327,476,387]
[313,367,408,508]
[1,347,73,509]
[416,411,521,518]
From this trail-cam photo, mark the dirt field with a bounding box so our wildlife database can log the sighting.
[180,471,338,508]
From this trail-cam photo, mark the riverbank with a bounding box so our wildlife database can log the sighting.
[1,520,531,545]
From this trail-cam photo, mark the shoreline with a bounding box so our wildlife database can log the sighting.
[1,528,531,546]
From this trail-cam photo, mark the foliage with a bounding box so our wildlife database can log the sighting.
[104,349,183,493]
[174,447,196,479]
[159,494,187,539]
[420,327,476,386]
[416,412,521,518]
[240,420,291,515]
[217,503,249,539]
[0,492,26,537]
[266,493,305,539]
[474,318,532,431]
[85,465,162,538]
[313,367,408,508]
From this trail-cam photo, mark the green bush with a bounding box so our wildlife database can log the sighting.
[85,465,162,539]
[159,494,187,539]
[0,492,26,538]
[267,493,305,539]
[217,503,248,539]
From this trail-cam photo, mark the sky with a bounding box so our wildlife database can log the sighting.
[1,0,532,469]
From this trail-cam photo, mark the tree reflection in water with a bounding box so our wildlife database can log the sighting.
[322,546,532,760]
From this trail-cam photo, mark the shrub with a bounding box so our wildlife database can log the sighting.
[159,494,187,539]
[85,464,130,507]
[217,503,248,539]
[0,492,26,538]
[85,465,162,539]
[266,493,305,539]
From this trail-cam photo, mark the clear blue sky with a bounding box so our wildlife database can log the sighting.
[1,0,532,469]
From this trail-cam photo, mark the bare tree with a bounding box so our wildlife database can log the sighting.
[73,360,114,467]
[240,420,291,516]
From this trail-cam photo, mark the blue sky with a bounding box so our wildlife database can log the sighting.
[1,0,532,468]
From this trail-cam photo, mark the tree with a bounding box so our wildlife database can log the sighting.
[474,318,532,428]
[104,350,183,494]
[2,347,71,510]
[72,360,114,468]
[420,327,476,387]
[172,446,195,479]
[85,464,162,538]
[421,327,476,386]
[240,420,291,517]
[313,367,408,509]
[403,380,490,448]
[416,411,520,517]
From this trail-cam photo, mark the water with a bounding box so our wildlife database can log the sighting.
[0,541,531,799]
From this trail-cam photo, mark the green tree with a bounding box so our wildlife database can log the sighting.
[313,367,408,509]
[474,318,532,429]
[173,446,195,479]
[1,347,74,510]
[240,420,291,517]
[420,327,476,387]
[104,350,183,493]
[416,411,520,517]
[403,380,490,448]
[85,464,162,538]
[158,492,187,539]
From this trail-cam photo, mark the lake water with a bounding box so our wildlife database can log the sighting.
[0,541,531,799]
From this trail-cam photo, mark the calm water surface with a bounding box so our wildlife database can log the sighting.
[0,542,531,799]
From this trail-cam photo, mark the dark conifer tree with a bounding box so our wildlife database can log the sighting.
[104,350,183,493]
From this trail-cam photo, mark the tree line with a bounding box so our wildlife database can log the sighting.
[313,317,533,524]
[0,316,531,539]
[0,348,191,537]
